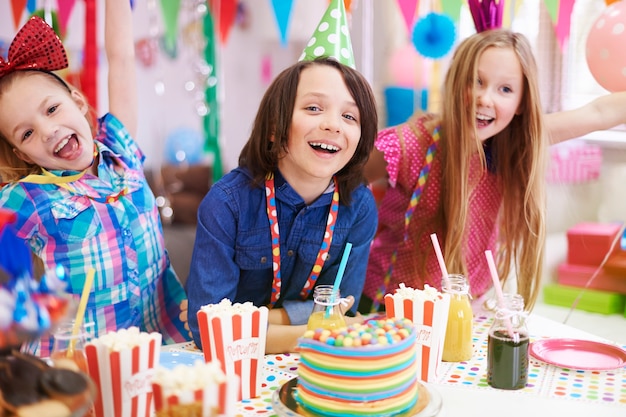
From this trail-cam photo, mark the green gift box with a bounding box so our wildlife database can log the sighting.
[543,283,626,315]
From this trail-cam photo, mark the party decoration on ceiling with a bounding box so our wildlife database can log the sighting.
[26,0,35,13]
[80,0,98,117]
[10,0,27,30]
[208,0,237,44]
[585,0,626,92]
[411,12,456,59]
[396,0,419,35]
[159,0,181,59]
[544,0,575,52]
[270,0,295,47]
[299,0,355,69]
[57,0,77,38]
[441,0,464,28]
[468,0,503,32]
[203,8,223,182]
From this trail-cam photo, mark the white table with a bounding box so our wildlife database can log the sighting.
[164,313,626,417]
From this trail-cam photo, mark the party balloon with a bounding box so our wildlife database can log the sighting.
[585,1,626,92]
[389,44,424,88]
[412,12,456,59]
[165,128,205,165]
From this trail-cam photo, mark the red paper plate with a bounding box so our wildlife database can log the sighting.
[530,338,626,371]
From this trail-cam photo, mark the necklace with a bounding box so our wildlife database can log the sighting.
[16,145,128,204]
[265,173,339,307]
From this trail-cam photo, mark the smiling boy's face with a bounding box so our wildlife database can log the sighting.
[0,72,94,172]
[277,64,361,192]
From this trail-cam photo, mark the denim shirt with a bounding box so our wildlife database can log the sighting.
[186,167,378,348]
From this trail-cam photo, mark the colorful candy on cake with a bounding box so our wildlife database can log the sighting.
[296,317,430,416]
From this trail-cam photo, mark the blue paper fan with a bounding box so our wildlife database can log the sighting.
[412,12,456,59]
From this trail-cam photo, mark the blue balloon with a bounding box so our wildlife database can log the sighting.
[164,127,204,165]
[412,13,456,59]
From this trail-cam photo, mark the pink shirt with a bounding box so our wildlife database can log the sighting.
[363,116,502,302]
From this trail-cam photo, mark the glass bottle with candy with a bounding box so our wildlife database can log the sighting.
[487,293,529,390]
[441,274,474,361]
[307,285,346,331]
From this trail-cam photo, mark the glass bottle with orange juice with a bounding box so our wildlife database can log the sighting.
[307,285,347,331]
[50,321,90,373]
[441,274,473,361]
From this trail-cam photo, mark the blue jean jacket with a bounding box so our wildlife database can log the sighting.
[186,167,378,348]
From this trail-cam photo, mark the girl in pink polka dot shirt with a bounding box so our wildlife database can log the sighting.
[360,29,626,313]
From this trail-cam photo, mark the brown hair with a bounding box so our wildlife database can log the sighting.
[438,29,547,309]
[238,57,378,205]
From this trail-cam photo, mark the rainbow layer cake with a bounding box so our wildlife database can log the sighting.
[296,317,426,416]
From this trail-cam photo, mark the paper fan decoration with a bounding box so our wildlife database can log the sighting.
[299,0,355,68]
[412,12,456,59]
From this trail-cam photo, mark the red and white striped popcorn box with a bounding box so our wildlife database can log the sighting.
[196,299,268,400]
[85,327,162,417]
[384,284,450,382]
[152,361,239,417]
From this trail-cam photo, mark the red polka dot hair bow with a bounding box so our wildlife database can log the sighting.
[0,16,68,79]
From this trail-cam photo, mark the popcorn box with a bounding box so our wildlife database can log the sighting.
[197,300,268,400]
[152,361,239,417]
[85,327,161,417]
[384,284,450,382]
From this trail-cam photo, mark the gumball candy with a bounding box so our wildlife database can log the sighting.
[585,1,626,92]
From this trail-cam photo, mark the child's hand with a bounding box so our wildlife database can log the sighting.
[179,299,192,339]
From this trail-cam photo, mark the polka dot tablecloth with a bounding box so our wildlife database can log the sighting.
[437,316,626,407]
[167,316,626,416]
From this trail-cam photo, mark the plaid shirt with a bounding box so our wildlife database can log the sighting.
[1,113,189,356]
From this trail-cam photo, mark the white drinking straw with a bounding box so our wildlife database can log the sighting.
[430,233,450,289]
[484,250,517,341]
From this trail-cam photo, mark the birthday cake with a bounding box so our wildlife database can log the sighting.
[296,317,428,416]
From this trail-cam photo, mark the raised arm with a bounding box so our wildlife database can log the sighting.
[105,0,137,138]
[546,91,626,145]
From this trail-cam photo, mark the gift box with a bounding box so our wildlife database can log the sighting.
[196,300,268,400]
[604,249,626,275]
[152,361,238,417]
[85,327,162,417]
[384,284,450,382]
[557,262,626,294]
[543,283,625,315]
[566,222,622,266]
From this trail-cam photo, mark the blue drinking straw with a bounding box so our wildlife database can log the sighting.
[325,242,353,318]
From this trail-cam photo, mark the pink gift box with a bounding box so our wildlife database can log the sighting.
[85,332,161,417]
[557,262,626,294]
[566,222,621,266]
[197,305,268,400]
[384,291,450,382]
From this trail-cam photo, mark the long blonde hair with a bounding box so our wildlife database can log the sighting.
[439,29,547,309]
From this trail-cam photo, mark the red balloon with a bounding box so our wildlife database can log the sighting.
[585,1,626,92]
